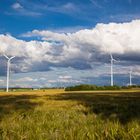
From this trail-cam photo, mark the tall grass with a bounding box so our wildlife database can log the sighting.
[0,90,140,140]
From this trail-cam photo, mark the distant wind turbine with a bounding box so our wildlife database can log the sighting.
[110,54,117,86]
[4,55,15,92]
[129,68,132,86]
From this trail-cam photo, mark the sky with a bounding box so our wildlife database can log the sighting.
[0,0,140,88]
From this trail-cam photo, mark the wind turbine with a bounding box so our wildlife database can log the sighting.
[4,55,15,92]
[110,54,117,86]
[129,68,132,86]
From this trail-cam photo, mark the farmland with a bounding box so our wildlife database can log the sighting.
[0,89,140,140]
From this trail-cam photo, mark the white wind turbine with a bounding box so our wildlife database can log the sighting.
[129,68,132,86]
[110,54,117,86]
[4,55,15,92]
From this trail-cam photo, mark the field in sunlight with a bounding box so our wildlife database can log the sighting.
[0,89,140,140]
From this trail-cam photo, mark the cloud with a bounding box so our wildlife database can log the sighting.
[7,2,42,17]
[0,66,139,88]
[9,1,84,19]
[23,20,140,55]
[50,2,79,13]
[59,75,72,79]
[0,20,140,76]
[0,79,4,82]
[12,3,23,10]
[45,26,89,34]
[15,77,38,82]
[89,0,102,8]
[10,2,79,17]
[35,2,79,14]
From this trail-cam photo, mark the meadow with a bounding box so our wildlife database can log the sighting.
[0,89,140,140]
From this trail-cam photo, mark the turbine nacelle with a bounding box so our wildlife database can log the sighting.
[4,54,15,61]
[110,53,120,86]
[110,53,118,62]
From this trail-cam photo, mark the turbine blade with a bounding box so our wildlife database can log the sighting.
[113,56,120,62]
[113,58,118,62]
[4,54,9,60]
[110,53,113,60]
[9,56,15,60]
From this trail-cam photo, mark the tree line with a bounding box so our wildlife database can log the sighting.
[65,84,140,91]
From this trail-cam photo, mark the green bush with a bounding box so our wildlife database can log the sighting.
[65,84,139,91]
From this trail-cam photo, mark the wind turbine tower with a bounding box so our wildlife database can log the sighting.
[4,55,15,92]
[110,54,117,86]
[129,69,132,86]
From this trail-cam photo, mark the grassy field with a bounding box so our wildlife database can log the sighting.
[0,89,140,140]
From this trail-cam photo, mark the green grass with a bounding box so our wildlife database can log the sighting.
[0,90,140,140]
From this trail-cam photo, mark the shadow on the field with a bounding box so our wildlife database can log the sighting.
[0,95,42,118]
[49,92,140,124]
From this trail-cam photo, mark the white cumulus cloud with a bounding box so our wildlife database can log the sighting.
[0,20,140,75]
[24,19,140,55]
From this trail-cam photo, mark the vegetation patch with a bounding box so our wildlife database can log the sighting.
[0,89,140,140]
[65,84,140,91]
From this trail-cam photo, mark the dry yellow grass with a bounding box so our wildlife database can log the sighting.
[0,88,140,96]
[0,89,140,139]
[0,89,65,96]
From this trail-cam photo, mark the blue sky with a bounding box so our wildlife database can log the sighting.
[0,0,140,35]
[0,0,140,87]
